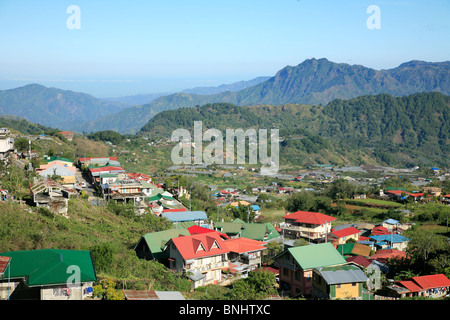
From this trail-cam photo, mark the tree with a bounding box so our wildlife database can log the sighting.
[406,229,447,272]
[90,243,115,273]
[285,190,316,212]
[14,137,29,152]
[229,269,277,300]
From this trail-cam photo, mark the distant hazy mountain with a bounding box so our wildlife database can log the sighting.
[100,76,270,106]
[0,84,129,130]
[86,58,450,133]
[181,76,271,95]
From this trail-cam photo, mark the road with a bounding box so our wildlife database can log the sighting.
[75,166,96,200]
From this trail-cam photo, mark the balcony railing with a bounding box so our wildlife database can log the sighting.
[281,225,326,240]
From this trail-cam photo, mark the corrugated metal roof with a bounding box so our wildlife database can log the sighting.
[316,265,368,284]
[288,243,347,270]
[0,256,11,276]
[123,290,186,300]
[0,249,96,286]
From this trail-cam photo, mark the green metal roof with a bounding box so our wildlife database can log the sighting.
[215,219,280,241]
[0,249,97,287]
[287,243,347,270]
[215,222,243,234]
[136,228,191,261]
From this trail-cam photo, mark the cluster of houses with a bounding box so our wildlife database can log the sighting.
[0,135,449,300]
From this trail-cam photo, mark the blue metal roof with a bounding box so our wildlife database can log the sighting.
[383,218,399,225]
[370,234,410,243]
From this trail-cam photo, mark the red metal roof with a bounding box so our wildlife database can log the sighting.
[283,211,337,225]
[398,280,422,292]
[411,274,450,290]
[386,190,410,195]
[0,256,11,275]
[330,227,360,238]
[371,226,392,235]
[224,237,267,254]
[89,166,124,172]
[409,193,424,197]
[171,232,230,260]
[369,249,407,262]
[187,225,229,239]
[345,255,372,268]
[163,208,187,213]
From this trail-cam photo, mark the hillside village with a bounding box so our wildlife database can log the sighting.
[0,127,449,302]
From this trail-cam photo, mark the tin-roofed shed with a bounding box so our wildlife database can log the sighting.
[312,264,368,300]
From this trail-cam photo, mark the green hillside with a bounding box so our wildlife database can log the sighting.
[139,92,450,168]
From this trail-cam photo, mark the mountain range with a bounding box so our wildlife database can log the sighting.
[0,58,449,133]
[0,84,129,130]
[83,58,450,133]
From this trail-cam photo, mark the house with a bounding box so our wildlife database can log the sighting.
[381,218,400,231]
[30,178,69,216]
[0,128,15,160]
[0,249,96,300]
[276,242,347,297]
[125,172,151,182]
[225,237,267,274]
[280,211,337,243]
[101,179,144,204]
[37,164,77,186]
[443,194,450,204]
[345,255,386,291]
[122,290,185,300]
[167,232,230,288]
[161,211,209,228]
[311,264,369,300]
[328,227,361,246]
[36,160,75,172]
[385,189,410,200]
[387,274,450,299]
[88,166,125,185]
[59,131,73,141]
[369,234,411,251]
[134,228,191,264]
[422,186,442,197]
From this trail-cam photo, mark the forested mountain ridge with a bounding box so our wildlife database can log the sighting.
[0,84,129,130]
[139,92,450,168]
[86,58,450,133]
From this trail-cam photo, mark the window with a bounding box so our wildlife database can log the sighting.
[352,282,357,287]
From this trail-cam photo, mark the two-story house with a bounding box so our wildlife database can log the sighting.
[276,242,347,297]
[280,211,336,243]
[0,128,15,160]
[167,232,230,288]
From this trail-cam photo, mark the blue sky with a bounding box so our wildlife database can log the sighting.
[0,0,449,97]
